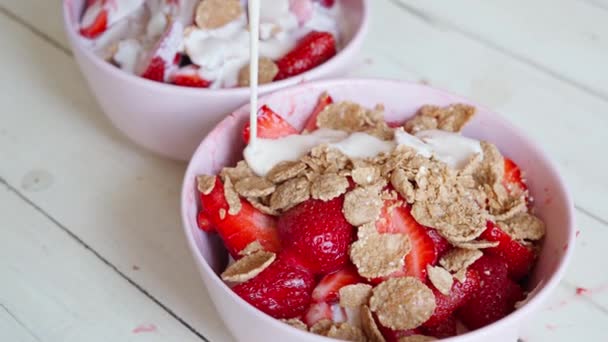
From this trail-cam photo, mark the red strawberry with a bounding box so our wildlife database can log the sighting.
[480,221,536,280]
[302,92,333,132]
[423,269,480,328]
[303,301,333,326]
[171,66,211,88]
[243,105,298,143]
[196,211,215,232]
[317,0,335,7]
[274,31,336,80]
[426,228,451,262]
[378,323,421,342]
[140,22,183,82]
[503,158,527,194]
[311,264,363,303]
[375,203,437,281]
[80,5,108,39]
[198,177,280,258]
[277,197,355,274]
[421,315,457,339]
[233,252,315,319]
[457,255,525,329]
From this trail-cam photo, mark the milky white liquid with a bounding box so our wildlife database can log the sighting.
[248,0,261,147]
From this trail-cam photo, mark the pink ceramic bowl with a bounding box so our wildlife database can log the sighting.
[62,0,369,160]
[181,79,575,341]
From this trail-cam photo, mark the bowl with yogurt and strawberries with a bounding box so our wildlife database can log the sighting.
[181,79,575,342]
[63,0,368,160]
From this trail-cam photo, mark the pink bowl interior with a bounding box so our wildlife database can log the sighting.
[181,79,575,341]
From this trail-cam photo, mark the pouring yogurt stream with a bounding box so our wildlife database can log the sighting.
[244,1,482,173]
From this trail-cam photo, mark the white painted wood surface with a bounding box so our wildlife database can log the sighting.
[0,1,607,341]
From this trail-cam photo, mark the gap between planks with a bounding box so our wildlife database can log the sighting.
[386,0,608,103]
[0,176,211,342]
[0,303,42,342]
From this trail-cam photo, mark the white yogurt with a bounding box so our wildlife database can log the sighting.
[416,130,483,169]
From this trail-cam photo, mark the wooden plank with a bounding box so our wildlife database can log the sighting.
[0,185,202,342]
[0,12,233,342]
[393,0,608,99]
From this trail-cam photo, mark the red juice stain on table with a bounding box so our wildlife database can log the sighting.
[132,324,157,334]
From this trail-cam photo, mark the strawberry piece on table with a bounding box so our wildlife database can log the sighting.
[421,315,457,339]
[243,105,298,143]
[457,255,525,329]
[140,22,183,82]
[480,221,536,280]
[196,211,215,232]
[170,65,211,88]
[277,197,355,274]
[302,92,333,132]
[503,158,528,194]
[80,2,108,39]
[311,264,363,303]
[233,252,316,319]
[274,31,337,80]
[423,269,480,328]
[303,301,333,326]
[198,177,280,258]
[375,202,437,281]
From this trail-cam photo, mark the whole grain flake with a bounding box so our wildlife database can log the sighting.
[311,173,349,201]
[310,319,333,336]
[195,0,242,29]
[220,251,276,283]
[339,284,373,308]
[427,265,453,295]
[439,248,483,274]
[498,212,546,241]
[238,241,264,256]
[454,240,500,250]
[196,174,216,195]
[343,186,383,226]
[326,323,367,342]
[223,177,242,215]
[270,176,310,211]
[398,335,437,342]
[266,160,307,183]
[361,305,386,342]
[221,161,254,183]
[350,232,411,278]
[352,166,381,186]
[369,277,436,330]
[234,176,276,198]
[279,318,308,331]
[238,57,279,87]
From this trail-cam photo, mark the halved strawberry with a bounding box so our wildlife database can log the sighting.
[480,221,536,280]
[421,315,457,339]
[303,301,333,326]
[426,228,451,262]
[274,31,337,80]
[278,197,355,274]
[302,92,333,132]
[233,252,315,319]
[423,269,480,328]
[80,4,108,39]
[196,211,215,232]
[170,65,211,88]
[243,105,298,143]
[457,255,524,329]
[503,158,527,194]
[375,202,437,281]
[198,177,280,258]
[139,22,183,82]
[311,264,363,303]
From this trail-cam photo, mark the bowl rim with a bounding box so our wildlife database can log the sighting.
[62,0,370,96]
[180,78,576,341]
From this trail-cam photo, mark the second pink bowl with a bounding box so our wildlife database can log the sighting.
[181,79,575,341]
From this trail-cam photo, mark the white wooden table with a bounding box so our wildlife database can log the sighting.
[1,1,607,341]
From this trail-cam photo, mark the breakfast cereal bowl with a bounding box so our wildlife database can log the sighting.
[62,0,369,160]
[181,79,575,341]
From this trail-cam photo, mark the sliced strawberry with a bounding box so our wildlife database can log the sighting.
[303,301,333,326]
[243,105,298,143]
[311,264,363,303]
[196,210,215,232]
[233,252,315,319]
[317,0,335,8]
[375,203,437,281]
[503,158,527,194]
[274,31,337,80]
[80,6,108,39]
[278,197,355,274]
[378,323,421,342]
[198,177,280,258]
[426,228,451,262]
[423,269,480,328]
[421,315,457,339]
[457,255,525,329]
[480,221,536,280]
[139,22,183,82]
[170,65,211,88]
[302,92,333,132]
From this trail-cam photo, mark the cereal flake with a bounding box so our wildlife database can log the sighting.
[390,168,416,203]
[360,305,386,342]
[234,176,276,198]
[427,265,453,295]
[454,240,500,250]
[404,104,475,134]
[238,241,264,256]
[311,173,349,201]
[327,323,367,342]
[350,232,411,278]
[238,57,279,86]
[498,212,546,241]
[310,319,333,336]
[221,161,254,183]
[266,160,307,183]
[339,284,373,308]
[220,251,275,283]
[398,335,437,342]
[317,101,386,134]
[195,0,242,29]
[369,277,436,330]
[352,166,381,186]
[270,176,310,211]
[439,248,483,274]
[196,174,216,195]
[343,186,383,226]
[246,197,278,216]
[280,318,308,331]
[223,177,242,215]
